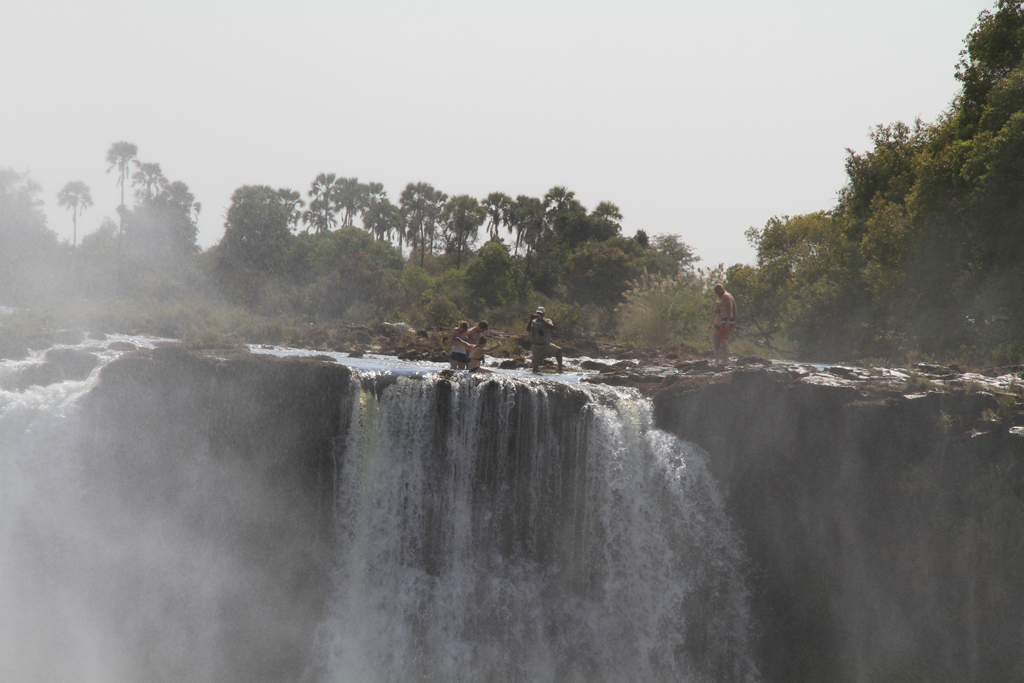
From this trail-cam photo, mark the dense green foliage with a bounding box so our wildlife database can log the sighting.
[734,0,1024,364]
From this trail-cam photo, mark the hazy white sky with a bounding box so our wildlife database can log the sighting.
[3,0,986,268]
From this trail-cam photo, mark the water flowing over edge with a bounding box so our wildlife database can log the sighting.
[317,372,760,683]
[0,342,760,683]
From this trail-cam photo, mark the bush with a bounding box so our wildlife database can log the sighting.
[616,271,709,347]
[424,294,461,328]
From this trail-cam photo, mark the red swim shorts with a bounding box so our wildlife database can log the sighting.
[716,322,734,341]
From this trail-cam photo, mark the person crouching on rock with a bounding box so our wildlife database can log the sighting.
[468,336,503,373]
[527,307,563,374]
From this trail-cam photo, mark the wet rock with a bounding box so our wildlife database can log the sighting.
[572,338,600,356]
[580,360,609,371]
[156,322,183,339]
[1,348,100,391]
[676,359,711,373]
[913,362,951,375]
[0,339,30,360]
[959,391,1000,423]
[107,341,138,352]
[973,417,1004,432]
[378,322,413,339]
[498,359,520,370]
[54,329,84,345]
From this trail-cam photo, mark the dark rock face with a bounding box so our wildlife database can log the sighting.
[653,368,1024,683]
[60,344,1024,682]
[77,346,352,683]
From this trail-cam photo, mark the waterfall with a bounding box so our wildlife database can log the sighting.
[0,346,759,683]
[0,362,103,681]
[319,374,758,683]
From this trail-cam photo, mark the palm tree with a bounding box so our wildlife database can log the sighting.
[364,196,402,243]
[302,173,340,233]
[590,201,623,241]
[514,195,547,301]
[442,195,485,269]
[359,182,388,237]
[276,188,305,231]
[425,188,448,258]
[592,201,622,224]
[335,177,363,226]
[482,191,512,242]
[56,181,93,249]
[543,185,589,246]
[543,185,576,214]
[131,161,166,201]
[401,182,446,268]
[105,141,138,235]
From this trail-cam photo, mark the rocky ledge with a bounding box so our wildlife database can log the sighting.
[582,355,1024,442]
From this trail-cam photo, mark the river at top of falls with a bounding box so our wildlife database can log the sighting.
[0,337,760,683]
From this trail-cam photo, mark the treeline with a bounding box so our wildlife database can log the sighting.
[210,177,704,335]
[2,144,712,343]
[728,0,1024,365]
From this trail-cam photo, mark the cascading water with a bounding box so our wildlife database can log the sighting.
[0,343,759,683]
[319,374,758,683]
[0,354,106,681]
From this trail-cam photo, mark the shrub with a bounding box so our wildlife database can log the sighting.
[424,294,460,328]
[616,270,709,347]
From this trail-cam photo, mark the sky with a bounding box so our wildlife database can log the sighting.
[2,0,987,269]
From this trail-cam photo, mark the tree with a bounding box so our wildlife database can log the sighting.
[277,188,305,231]
[334,177,363,226]
[131,161,166,201]
[120,179,201,282]
[1,168,63,305]
[362,189,403,244]
[543,186,589,247]
[302,173,341,233]
[464,241,520,311]
[589,201,623,242]
[563,245,637,307]
[482,191,513,241]
[955,0,1024,137]
[651,234,700,275]
[219,185,292,273]
[401,182,447,268]
[56,181,93,249]
[105,141,138,234]
[512,195,547,301]
[441,194,485,269]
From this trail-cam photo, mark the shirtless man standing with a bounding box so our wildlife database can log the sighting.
[710,284,737,367]
[466,320,488,345]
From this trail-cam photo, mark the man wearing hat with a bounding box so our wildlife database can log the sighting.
[526,306,563,373]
